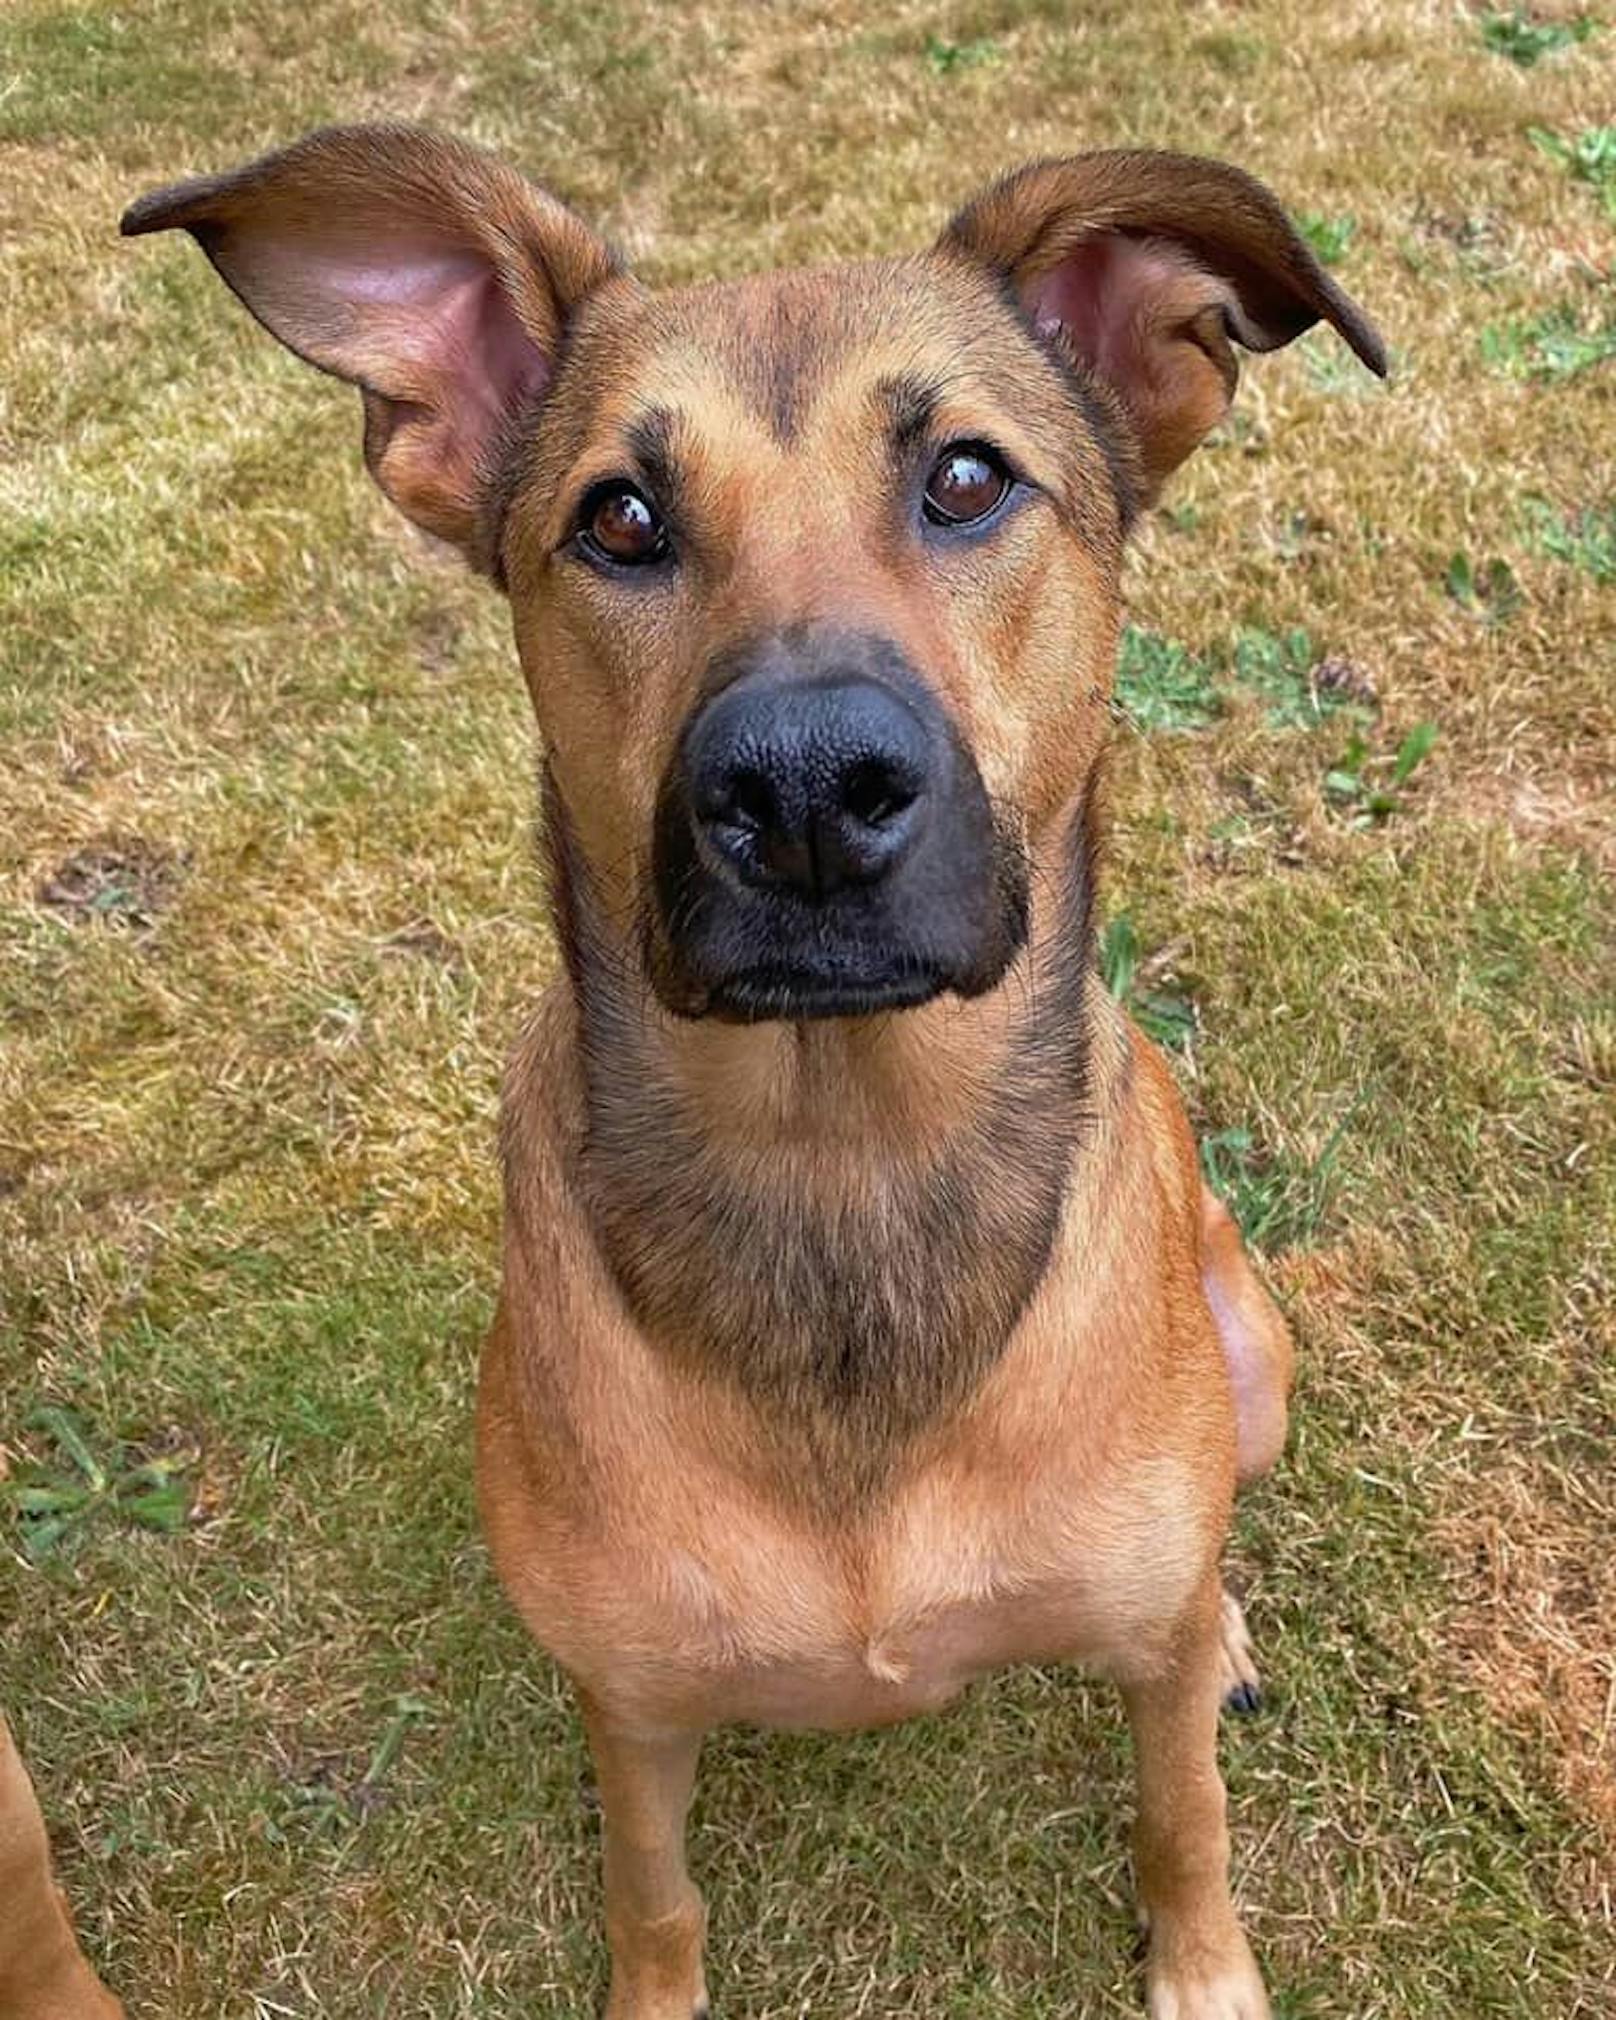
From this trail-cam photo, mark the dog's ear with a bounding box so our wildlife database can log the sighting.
[121,125,623,566]
[938,151,1386,506]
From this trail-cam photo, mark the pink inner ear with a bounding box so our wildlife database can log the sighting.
[294,236,553,435]
[396,262,553,439]
[1029,233,1210,395]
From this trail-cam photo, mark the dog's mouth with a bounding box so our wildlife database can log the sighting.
[682,957,957,1025]
[647,906,1022,1025]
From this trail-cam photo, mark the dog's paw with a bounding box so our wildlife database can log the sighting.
[606,1993,709,2020]
[1146,1929,1269,2020]
[1217,1587,1262,1716]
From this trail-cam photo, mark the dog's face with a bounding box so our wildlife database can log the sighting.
[503,256,1127,1019]
[125,130,1383,1023]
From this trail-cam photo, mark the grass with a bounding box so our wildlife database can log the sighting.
[1478,8,1598,68]
[2,1,1615,2015]
[1526,497,1616,581]
[1480,301,1616,379]
[1529,121,1616,216]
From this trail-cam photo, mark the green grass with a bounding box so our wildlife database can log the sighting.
[1295,211,1357,266]
[1526,497,1616,581]
[1529,121,1616,216]
[1480,302,1616,379]
[4,1,1616,2015]
[1114,626,1222,732]
[1478,9,1597,67]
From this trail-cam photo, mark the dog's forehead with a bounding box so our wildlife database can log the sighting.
[581,255,1031,446]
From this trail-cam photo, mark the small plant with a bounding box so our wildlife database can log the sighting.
[1324,720,1440,826]
[1098,912,1196,1050]
[1480,306,1616,381]
[1445,551,1524,624]
[1297,211,1356,266]
[1525,499,1616,582]
[6,1407,195,1561]
[1114,625,1221,732]
[923,33,998,73]
[1529,125,1616,218]
[1200,1116,1352,1253]
[1478,9,1595,67]
[268,1694,433,1842]
[1227,626,1365,730]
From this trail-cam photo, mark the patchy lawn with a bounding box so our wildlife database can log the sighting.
[2,1,1613,2014]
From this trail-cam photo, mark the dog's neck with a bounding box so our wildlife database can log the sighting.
[540,769,1101,1507]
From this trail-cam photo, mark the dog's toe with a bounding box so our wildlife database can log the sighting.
[1216,1587,1264,1716]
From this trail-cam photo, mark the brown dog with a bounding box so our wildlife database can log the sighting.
[124,127,1383,2018]
[0,1717,124,2019]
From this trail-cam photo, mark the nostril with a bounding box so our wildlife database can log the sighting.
[842,758,918,829]
[725,770,777,834]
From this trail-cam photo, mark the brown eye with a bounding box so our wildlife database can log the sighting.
[923,443,1012,527]
[579,482,668,566]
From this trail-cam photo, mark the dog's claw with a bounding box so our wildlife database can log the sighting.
[1216,1587,1264,1717]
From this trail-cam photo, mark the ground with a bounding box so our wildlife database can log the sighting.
[1,1,1613,2014]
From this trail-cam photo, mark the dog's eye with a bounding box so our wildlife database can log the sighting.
[923,443,1011,527]
[578,482,669,567]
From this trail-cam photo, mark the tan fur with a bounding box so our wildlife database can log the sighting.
[0,1719,123,2020]
[124,127,1385,2017]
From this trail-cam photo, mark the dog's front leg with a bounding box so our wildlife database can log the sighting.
[1121,1582,1269,2020]
[580,1697,709,2020]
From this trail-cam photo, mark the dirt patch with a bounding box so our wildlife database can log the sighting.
[36,835,185,929]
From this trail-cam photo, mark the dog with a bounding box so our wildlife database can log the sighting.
[0,1716,124,2018]
[123,126,1383,2018]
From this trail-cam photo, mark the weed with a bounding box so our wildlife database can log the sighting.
[1529,125,1616,218]
[1445,552,1524,624]
[1098,912,1196,1050]
[1525,499,1616,582]
[1114,625,1221,732]
[1477,9,1596,66]
[1227,626,1366,729]
[1480,307,1616,381]
[922,34,998,74]
[1324,720,1440,825]
[266,1694,434,1841]
[6,1407,195,1560]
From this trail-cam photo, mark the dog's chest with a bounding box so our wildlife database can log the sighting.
[594,1448,1205,1731]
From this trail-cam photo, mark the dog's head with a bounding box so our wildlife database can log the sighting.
[124,128,1383,1023]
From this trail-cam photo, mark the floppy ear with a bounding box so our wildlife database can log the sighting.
[121,124,623,567]
[938,150,1387,507]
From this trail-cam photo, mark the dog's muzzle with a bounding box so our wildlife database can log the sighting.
[649,630,1028,1021]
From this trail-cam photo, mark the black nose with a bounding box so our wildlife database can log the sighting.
[685,673,935,898]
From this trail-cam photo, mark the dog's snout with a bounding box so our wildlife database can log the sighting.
[651,629,1024,1021]
[688,676,934,899]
